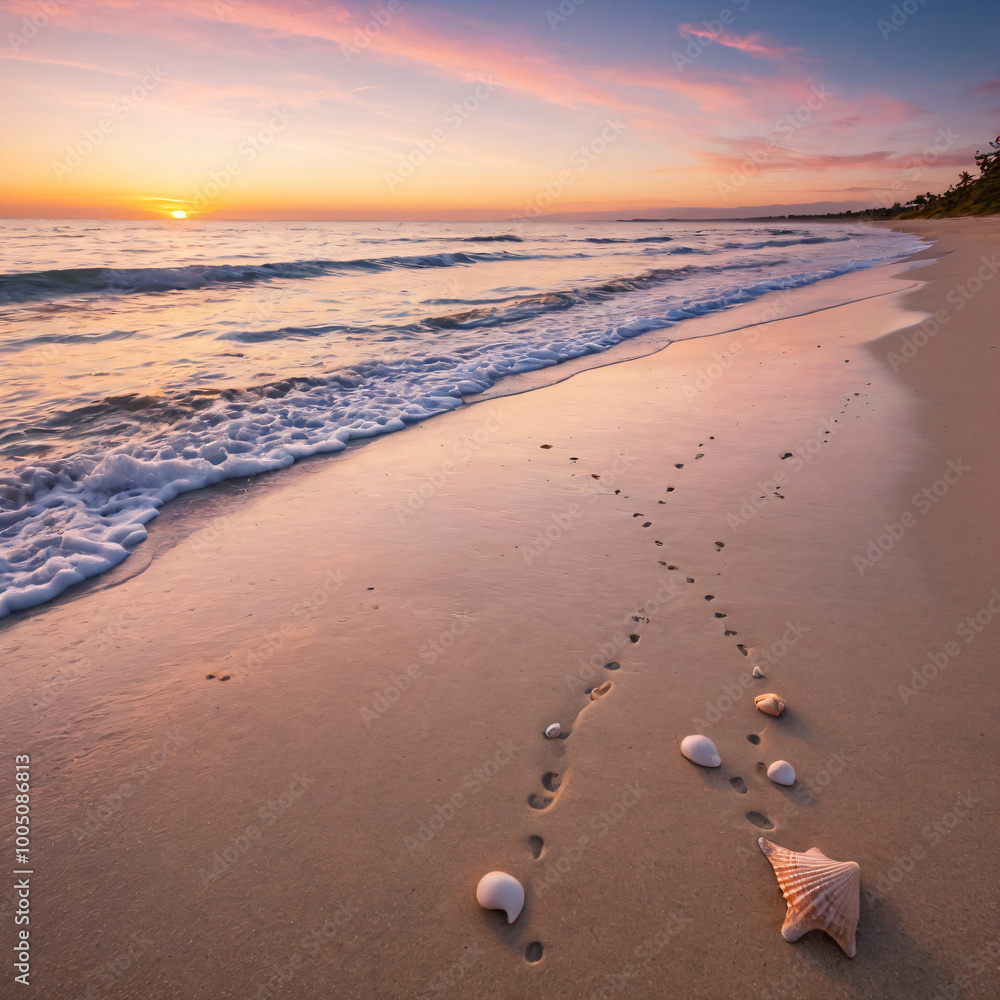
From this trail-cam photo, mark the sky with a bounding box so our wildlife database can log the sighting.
[0,0,997,220]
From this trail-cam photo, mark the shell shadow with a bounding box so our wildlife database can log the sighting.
[686,761,738,791]
[481,900,531,952]
[802,892,959,991]
[764,708,821,742]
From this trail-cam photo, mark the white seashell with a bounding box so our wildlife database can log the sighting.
[752,665,766,678]
[544,723,561,738]
[754,692,785,717]
[476,871,524,923]
[767,761,796,785]
[680,734,721,767]
[759,838,861,957]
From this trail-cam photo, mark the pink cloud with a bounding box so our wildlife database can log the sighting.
[971,78,1000,98]
[592,66,756,117]
[826,95,926,128]
[0,52,134,77]
[0,0,971,189]
[696,139,973,174]
[0,0,715,124]
[679,25,802,61]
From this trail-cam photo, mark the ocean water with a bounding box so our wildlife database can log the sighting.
[0,219,924,617]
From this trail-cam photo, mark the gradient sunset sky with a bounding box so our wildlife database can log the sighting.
[1,0,997,220]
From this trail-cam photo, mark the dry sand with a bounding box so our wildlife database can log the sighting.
[1,218,998,999]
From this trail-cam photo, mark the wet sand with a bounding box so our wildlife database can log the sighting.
[1,218,998,999]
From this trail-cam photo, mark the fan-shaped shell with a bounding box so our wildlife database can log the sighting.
[754,693,785,717]
[767,761,796,785]
[476,871,524,923]
[680,734,721,767]
[758,838,860,957]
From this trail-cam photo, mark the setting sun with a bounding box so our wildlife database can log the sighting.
[171,210,187,219]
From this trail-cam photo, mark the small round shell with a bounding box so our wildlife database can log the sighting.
[476,871,524,923]
[544,723,561,739]
[754,693,786,717]
[767,760,796,785]
[680,734,721,767]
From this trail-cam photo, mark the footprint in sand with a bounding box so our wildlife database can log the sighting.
[746,811,775,830]
[730,777,748,794]
[589,681,612,700]
[746,734,761,745]
[528,771,564,810]
[529,668,618,912]
[542,772,562,792]
[565,676,617,735]
[525,942,544,963]
[549,671,617,741]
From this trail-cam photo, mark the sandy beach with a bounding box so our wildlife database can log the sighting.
[2,217,998,998]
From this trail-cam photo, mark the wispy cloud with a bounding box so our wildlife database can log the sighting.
[1,0,990,217]
[0,52,135,78]
[970,78,1000,98]
[679,26,803,61]
[697,139,972,174]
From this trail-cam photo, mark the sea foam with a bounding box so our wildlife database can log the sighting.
[0,222,926,617]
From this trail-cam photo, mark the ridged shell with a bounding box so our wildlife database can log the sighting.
[476,871,524,923]
[758,838,860,957]
[680,734,721,767]
[767,760,796,785]
[754,693,785,717]
[544,723,561,738]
